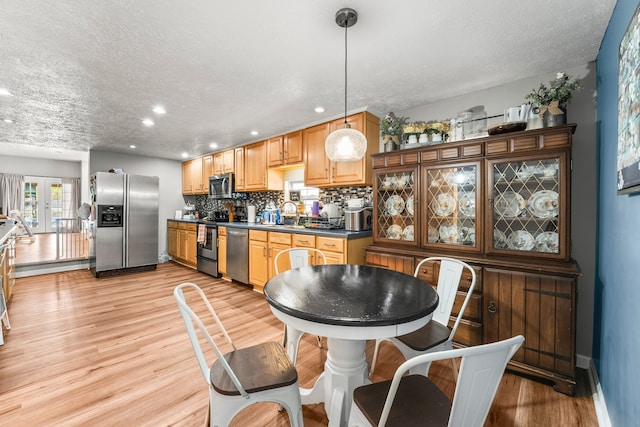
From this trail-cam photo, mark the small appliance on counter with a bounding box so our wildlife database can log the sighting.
[344,206,372,231]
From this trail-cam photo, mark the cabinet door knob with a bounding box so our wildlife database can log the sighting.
[488,301,497,314]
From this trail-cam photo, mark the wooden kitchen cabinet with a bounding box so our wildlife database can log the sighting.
[167,221,197,268]
[247,228,372,292]
[234,147,245,191]
[1,233,15,302]
[267,232,292,280]
[304,111,380,187]
[365,124,580,394]
[182,157,205,195]
[268,131,304,167]
[250,230,292,293]
[218,226,227,276]
[168,221,178,259]
[213,149,235,175]
[203,155,213,181]
[244,141,284,191]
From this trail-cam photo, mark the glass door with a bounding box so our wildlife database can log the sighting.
[23,177,63,233]
[373,167,418,246]
[422,162,481,253]
[487,153,568,260]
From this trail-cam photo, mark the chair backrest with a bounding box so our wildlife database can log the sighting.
[379,335,524,427]
[274,247,327,275]
[414,257,476,337]
[173,282,249,397]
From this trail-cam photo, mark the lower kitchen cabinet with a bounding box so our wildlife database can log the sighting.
[247,228,372,293]
[365,245,578,395]
[167,221,197,268]
[250,230,292,292]
[218,226,227,276]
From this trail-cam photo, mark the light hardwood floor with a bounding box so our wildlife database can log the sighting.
[0,262,598,426]
[14,232,89,265]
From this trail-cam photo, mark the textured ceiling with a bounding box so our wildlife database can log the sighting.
[0,0,615,161]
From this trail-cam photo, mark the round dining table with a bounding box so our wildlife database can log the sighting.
[264,264,439,427]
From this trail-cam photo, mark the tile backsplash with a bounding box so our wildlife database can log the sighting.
[191,185,372,216]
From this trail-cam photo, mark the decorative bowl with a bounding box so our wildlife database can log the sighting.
[487,121,527,135]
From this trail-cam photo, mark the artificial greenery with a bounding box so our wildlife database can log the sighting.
[380,112,409,137]
[525,72,582,108]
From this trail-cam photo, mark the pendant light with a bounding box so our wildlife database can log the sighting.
[325,8,367,162]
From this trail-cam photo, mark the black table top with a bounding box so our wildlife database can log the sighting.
[264,264,439,327]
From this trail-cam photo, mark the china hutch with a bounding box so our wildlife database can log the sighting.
[366,124,580,394]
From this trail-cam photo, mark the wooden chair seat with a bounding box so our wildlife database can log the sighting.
[211,341,298,395]
[396,321,450,351]
[353,375,451,426]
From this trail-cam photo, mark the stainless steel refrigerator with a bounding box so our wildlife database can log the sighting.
[90,172,159,277]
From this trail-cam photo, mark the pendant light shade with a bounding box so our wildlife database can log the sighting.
[325,122,367,162]
[325,8,367,163]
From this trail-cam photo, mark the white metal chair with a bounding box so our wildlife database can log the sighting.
[274,247,327,365]
[174,283,303,427]
[349,335,524,427]
[369,257,477,378]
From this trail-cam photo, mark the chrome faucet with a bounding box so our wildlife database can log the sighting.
[280,200,300,225]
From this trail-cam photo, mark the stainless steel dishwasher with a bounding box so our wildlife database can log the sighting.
[226,228,249,284]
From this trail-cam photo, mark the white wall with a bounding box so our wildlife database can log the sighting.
[0,154,82,177]
[89,150,185,258]
[398,63,597,361]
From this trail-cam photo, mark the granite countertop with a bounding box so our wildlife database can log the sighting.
[168,218,372,239]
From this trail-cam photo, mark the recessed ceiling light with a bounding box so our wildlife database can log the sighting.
[130,145,136,149]
[250,130,258,136]
[142,118,154,126]
[314,106,325,113]
[209,142,218,149]
[153,106,166,115]
[181,152,188,158]
[0,88,13,96]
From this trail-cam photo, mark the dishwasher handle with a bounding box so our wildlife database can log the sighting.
[228,229,248,237]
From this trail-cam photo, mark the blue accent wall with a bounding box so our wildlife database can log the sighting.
[596,0,640,425]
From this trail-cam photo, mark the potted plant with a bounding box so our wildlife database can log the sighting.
[380,112,409,151]
[525,72,582,127]
[424,121,450,143]
[403,122,421,145]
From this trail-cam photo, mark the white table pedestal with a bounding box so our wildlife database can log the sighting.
[298,338,369,427]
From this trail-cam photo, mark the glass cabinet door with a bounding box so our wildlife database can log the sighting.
[488,154,567,260]
[423,162,481,252]
[374,167,418,246]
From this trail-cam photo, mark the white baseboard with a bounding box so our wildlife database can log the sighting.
[15,260,89,277]
[576,353,590,369]
[588,359,611,427]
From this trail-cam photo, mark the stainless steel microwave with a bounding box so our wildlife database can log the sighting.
[209,173,234,199]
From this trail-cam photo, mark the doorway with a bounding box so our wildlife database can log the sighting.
[23,177,63,234]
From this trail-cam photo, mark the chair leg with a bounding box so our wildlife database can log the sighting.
[282,324,287,348]
[450,357,458,382]
[369,339,382,379]
[204,401,210,427]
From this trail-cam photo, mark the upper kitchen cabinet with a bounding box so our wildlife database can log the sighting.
[234,147,246,191]
[212,149,235,175]
[304,111,380,187]
[182,157,206,195]
[244,140,284,191]
[267,131,304,168]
